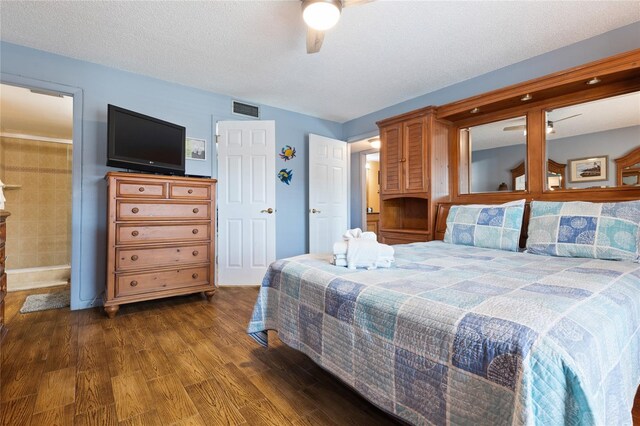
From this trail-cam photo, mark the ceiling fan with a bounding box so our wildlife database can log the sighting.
[503,114,582,135]
[302,0,372,54]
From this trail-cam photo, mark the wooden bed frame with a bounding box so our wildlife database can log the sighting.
[433,202,532,249]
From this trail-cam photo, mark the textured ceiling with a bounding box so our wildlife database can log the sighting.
[0,84,73,140]
[1,1,638,122]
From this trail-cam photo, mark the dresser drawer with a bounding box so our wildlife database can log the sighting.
[117,223,210,245]
[116,243,210,271]
[115,266,210,297]
[117,201,210,221]
[116,180,167,198]
[0,222,5,246]
[170,183,211,200]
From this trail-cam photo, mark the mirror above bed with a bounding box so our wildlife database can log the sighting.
[459,116,527,194]
[615,146,640,186]
[511,159,566,191]
[545,91,640,191]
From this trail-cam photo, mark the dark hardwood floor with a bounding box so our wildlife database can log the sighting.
[1,285,400,425]
[1,285,638,425]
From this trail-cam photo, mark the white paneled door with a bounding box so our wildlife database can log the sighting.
[217,120,276,285]
[309,134,349,253]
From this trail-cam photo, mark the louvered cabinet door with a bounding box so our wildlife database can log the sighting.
[403,117,428,193]
[380,123,403,195]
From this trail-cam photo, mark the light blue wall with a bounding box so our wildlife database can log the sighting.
[469,125,640,191]
[548,125,640,189]
[1,42,342,310]
[343,22,640,140]
[471,144,526,192]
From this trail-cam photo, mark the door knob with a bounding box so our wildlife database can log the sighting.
[260,208,274,214]
[311,208,321,214]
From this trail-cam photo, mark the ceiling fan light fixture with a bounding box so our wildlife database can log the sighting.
[302,0,342,31]
[546,122,554,134]
[369,138,381,149]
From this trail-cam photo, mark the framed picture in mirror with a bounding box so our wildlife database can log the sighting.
[568,156,608,183]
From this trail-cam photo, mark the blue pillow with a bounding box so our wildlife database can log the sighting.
[526,200,640,261]
[444,200,525,252]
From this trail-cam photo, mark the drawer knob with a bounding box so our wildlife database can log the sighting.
[192,208,199,214]
[130,280,138,287]
[188,189,193,194]
[131,255,138,261]
[192,229,199,235]
[192,250,199,256]
[131,230,139,237]
[192,273,199,279]
[139,187,145,192]
[131,207,139,214]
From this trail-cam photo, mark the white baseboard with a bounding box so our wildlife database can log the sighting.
[7,265,71,292]
[8,280,69,292]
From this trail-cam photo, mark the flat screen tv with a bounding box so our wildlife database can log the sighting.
[107,104,186,175]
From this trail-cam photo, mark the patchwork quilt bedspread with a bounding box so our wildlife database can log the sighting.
[247,241,640,425]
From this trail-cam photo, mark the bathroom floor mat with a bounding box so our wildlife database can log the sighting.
[20,291,70,313]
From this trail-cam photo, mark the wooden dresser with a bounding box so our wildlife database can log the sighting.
[0,211,10,341]
[105,172,217,318]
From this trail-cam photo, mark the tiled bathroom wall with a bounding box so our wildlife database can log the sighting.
[0,137,72,270]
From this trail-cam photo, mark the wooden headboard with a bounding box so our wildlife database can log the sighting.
[434,202,532,249]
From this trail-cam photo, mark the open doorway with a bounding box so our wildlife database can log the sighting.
[348,136,380,235]
[0,83,73,303]
[364,152,380,234]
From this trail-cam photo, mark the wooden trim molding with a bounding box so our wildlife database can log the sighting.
[615,146,640,186]
[437,48,640,122]
[376,106,437,127]
[510,159,566,191]
[547,159,566,185]
[510,162,525,191]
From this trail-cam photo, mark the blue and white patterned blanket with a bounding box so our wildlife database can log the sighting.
[247,241,640,425]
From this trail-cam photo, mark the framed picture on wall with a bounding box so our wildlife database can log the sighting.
[186,137,206,161]
[568,155,608,183]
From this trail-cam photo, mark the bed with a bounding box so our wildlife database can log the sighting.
[247,204,640,425]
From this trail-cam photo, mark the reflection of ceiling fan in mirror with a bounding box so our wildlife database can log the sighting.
[302,0,373,54]
[503,114,582,135]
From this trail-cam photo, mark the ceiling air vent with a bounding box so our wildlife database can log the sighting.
[232,101,260,119]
